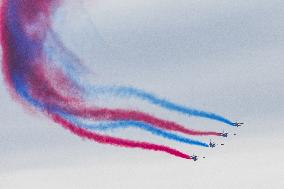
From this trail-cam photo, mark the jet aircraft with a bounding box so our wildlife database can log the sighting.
[209,140,216,148]
[220,131,228,137]
[190,155,198,161]
[233,122,244,127]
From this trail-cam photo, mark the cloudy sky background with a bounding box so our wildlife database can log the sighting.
[1,0,284,188]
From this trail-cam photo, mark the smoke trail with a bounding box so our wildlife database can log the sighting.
[62,115,209,147]
[85,86,235,126]
[63,107,223,137]
[44,30,235,127]
[51,113,192,159]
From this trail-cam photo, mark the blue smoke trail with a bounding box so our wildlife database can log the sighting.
[84,86,235,126]
[63,115,209,147]
[41,22,234,127]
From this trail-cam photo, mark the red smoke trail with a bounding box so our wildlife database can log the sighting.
[65,107,222,136]
[51,113,191,159]
[35,63,221,137]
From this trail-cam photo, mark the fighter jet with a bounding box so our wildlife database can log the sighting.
[209,140,216,148]
[190,154,198,161]
[220,131,228,137]
[233,122,244,127]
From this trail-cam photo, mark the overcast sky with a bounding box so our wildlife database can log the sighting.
[1,0,284,188]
